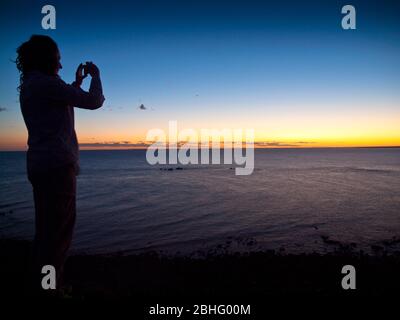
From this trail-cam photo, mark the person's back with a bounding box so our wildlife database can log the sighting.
[20,71,79,175]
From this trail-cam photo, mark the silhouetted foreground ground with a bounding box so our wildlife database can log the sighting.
[1,239,400,301]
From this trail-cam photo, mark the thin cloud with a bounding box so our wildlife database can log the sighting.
[79,141,150,148]
[253,141,316,147]
[79,140,317,149]
[295,141,316,144]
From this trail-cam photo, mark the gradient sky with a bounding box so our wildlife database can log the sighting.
[0,0,399,150]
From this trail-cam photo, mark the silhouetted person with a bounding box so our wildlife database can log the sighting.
[16,35,105,294]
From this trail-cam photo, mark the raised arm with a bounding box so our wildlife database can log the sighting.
[52,62,105,110]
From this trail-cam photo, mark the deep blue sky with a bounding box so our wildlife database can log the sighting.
[0,0,399,149]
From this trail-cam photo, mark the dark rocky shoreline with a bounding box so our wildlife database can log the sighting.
[1,239,399,300]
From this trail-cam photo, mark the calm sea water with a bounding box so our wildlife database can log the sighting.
[1,148,399,255]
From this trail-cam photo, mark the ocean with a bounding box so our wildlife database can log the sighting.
[1,148,399,255]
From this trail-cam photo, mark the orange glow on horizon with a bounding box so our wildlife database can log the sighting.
[1,110,399,150]
[1,135,399,151]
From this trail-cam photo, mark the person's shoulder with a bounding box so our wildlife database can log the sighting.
[23,71,60,88]
[30,71,68,85]
[22,72,71,101]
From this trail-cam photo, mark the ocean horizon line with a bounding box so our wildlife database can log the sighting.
[1,146,400,152]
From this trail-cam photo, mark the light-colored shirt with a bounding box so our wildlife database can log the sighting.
[20,71,105,176]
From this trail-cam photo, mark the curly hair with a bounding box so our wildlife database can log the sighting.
[16,35,59,89]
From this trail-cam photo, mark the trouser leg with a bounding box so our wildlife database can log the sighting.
[29,165,76,294]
